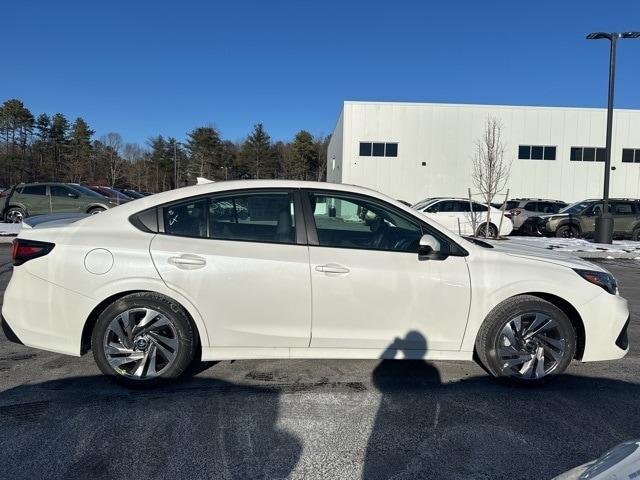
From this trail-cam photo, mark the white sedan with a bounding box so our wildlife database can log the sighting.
[412,197,513,237]
[1,181,629,386]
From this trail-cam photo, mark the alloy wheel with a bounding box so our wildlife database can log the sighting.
[6,209,23,223]
[102,308,179,380]
[497,312,566,379]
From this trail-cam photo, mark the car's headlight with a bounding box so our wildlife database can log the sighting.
[574,269,618,295]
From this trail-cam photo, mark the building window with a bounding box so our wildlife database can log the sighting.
[359,142,399,157]
[372,142,385,156]
[570,146,606,162]
[518,145,556,160]
[385,143,398,157]
[622,148,640,163]
[359,142,372,156]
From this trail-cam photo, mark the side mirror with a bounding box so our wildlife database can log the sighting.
[67,192,79,199]
[418,234,441,260]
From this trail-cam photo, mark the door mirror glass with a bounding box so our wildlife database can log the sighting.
[419,234,441,259]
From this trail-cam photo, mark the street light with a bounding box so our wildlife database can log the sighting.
[586,31,640,244]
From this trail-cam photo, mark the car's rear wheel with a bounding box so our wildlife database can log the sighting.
[5,206,25,223]
[476,223,498,238]
[632,227,640,242]
[475,295,576,386]
[88,206,106,215]
[556,224,580,238]
[91,292,197,387]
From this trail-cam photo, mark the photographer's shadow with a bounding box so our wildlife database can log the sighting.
[363,331,442,479]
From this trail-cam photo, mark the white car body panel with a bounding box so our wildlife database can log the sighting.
[149,234,312,347]
[1,180,629,367]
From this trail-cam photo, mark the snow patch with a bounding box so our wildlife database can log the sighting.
[506,236,640,259]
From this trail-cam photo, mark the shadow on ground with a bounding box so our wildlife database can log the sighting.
[1,352,638,478]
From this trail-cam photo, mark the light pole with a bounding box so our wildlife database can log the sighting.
[587,31,640,244]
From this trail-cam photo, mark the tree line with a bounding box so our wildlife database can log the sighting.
[0,98,330,192]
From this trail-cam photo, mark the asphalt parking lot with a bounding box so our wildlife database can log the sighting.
[0,244,639,480]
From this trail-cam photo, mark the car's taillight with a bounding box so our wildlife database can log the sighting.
[509,208,522,217]
[12,239,55,266]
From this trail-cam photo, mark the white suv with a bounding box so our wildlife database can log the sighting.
[412,197,513,237]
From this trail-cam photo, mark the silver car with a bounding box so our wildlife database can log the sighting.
[504,198,567,233]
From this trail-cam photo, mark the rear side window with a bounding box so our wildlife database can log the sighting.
[163,199,208,238]
[209,192,295,244]
[504,201,520,210]
[162,192,296,244]
[21,185,47,196]
[523,202,538,211]
[613,202,635,215]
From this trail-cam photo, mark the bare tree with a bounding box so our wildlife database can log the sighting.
[101,132,124,187]
[471,118,511,238]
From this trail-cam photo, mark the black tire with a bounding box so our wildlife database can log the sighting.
[475,295,576,386]
[87,206,106,215]
[91,292,197,387]
[555,224,580,238]
[4,206,26,223]
[476,223,498,238]
[632,227,640,242]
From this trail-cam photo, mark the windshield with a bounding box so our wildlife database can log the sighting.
[69,184,105,198]
[559,201,591,214]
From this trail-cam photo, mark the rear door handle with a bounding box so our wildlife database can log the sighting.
[168,255,206,269]
[315,264,350,274]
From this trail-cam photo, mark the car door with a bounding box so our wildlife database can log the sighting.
[50,185,84,213]
[18,184,50,215]
[423,200,459,232]
[304,190,471,352]
[611,201,637,237]
[149,189,312,348]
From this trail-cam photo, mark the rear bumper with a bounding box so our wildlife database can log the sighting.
[1,267,96,356]
[1,314,24,345]
[579,292,630,362]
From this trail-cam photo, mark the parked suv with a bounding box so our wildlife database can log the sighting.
[504,198,568,234]
[1,183,116,223]
[528,199,640,240]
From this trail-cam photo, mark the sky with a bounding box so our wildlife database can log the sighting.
[2,0,640,146]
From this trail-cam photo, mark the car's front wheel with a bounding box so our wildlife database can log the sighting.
[556,224,580,238]
[475,295,576,385]
[91,292,197,386]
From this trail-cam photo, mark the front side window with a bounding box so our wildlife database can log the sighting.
[309,192,422,252]
[21,185,47,196]
[50,185,73,197]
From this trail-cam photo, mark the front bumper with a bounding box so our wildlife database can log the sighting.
[579,292,630,362]
[1,314,24,345]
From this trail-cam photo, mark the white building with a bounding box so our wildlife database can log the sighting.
[327,101,640,204]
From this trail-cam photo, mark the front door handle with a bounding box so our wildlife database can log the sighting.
[315,264,350,274]
[168,254,206,269]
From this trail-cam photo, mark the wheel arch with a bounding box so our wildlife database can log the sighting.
[80,289,205,355]
[476,292,585,360]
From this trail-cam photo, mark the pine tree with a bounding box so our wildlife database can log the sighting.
[68,117,94,181]
[185,126,222,180]
[239,123,274,179]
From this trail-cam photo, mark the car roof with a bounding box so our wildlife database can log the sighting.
[509,198,567,203]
